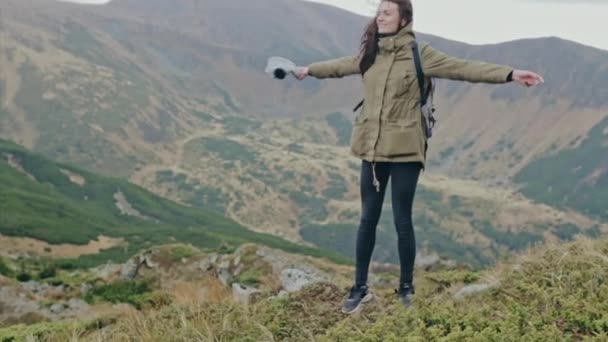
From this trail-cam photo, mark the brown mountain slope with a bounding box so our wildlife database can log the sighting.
[0,0,607,266]
[1,0,606,178]
[86,0,608,183]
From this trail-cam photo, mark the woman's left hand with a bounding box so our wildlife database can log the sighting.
[512,70,544,87]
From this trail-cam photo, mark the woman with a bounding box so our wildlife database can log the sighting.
[294,0,544,314]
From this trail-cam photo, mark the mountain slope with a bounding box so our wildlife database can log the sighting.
[0,0,605,185]
[1,0,607,268]
[0,138,347,267]
[102,0,608,186]
[130,112,607,267]
[514,115,608,221]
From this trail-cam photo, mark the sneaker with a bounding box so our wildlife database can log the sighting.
[395,282,415,308]
[341,284,373,314]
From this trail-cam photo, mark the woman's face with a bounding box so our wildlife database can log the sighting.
[376,1,405,34]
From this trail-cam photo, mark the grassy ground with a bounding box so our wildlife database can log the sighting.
[3,235,608,341]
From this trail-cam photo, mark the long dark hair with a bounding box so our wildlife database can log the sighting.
[359,0,413,75]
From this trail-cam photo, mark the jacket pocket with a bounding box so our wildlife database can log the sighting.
[350,116,369,155]
[376,120,420,158]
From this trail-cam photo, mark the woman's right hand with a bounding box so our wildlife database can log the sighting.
[294,67,309,80]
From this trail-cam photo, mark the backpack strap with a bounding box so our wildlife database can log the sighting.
[411,41,430,106]
[353,98,364,112]
[411,41,436,149]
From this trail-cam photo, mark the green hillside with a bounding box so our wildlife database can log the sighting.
[515,116,608,220]
[0,139,348,268]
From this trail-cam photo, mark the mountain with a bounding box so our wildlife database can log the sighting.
[1,0,607,268]
[0,138,347,267]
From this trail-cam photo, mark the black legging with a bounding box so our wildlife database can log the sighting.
[355,160,422,286]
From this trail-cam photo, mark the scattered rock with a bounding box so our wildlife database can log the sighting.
[80,283,93,297]
[215,257,233,286]
[454,282,498,300]
[67,298,89,311]
[119,253,159,280]
[250,246,332,293]
[416,253,456,271]
[198,259,213,272]
[22,281,48,294]
[233,264,244,276]
[416,254,441,269]
[217,269,232,287]
[218,259,230,270]
[141,254,158,268]
[120,258,139,280]
[49,303,65,314]
[256,248,268,258]
[94,263,121,280]
[281,267,328,293]
[0,286,40,318]
[232,283,260,304]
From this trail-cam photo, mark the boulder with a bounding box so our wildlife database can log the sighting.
[232,283,260,304]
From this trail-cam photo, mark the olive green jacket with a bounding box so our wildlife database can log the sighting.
[307,22,513,167]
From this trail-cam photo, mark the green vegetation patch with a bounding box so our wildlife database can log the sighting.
[0,138,349,269]
[187,137,257,164]
[514,116,608,220]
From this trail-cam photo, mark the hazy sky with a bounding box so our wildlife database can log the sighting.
[58,0,608,51]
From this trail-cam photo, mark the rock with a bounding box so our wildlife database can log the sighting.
[141,255,158,268]
[280,267,327,293]
[415,253,459,272]
[209,253,219,264]
[0,286,40,317]
[250,246,331,293]
[67,298,89,311]
[268,290,289,301]
[217,269,232,287]
[415,254,441,269]
[120,258,139,280]
[198,259,213,272]
[234,255,241,267]
[232,283,260,304]
[49,303,65,314]
[233,264,244,276]
[22,281,48,294]
[94,263,121,280]
[454,283,497,300]
[256,248,267,257]
[218,260,230,270]
[54,284,66,294]
[216,257,233,286]
[80,283,93,297]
